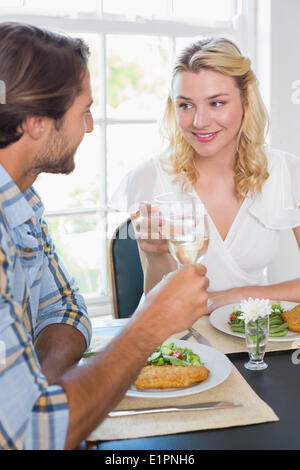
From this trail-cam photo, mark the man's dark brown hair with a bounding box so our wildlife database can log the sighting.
[0,22,90,148]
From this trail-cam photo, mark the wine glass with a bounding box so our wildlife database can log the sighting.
[155,192,211,327]
[154,192,209,269]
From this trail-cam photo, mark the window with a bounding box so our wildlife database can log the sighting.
[0,0,254,316]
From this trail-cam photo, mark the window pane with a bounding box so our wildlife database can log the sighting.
[173,0,236,21]
[35,125,102,211]
[107,123,163,197]
[46,214,104,295]
[103,0,171,17]
[107,35,170,119]
[1,0,22,7]
[25,0,100,14]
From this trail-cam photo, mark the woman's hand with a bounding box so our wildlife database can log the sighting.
[206,288,244,314]
[131,202,169,254]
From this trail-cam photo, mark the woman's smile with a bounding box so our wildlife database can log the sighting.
[192,130,221,143]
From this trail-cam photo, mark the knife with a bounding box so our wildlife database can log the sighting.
[180,327,211,346]
[188,327,211,346]
[180,331,193,341]
[108,401,242,417]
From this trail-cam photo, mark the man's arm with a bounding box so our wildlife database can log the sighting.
[57,264,209,449]
[0,227,69,450]
[34,219,92,383]
[34,323,86,385]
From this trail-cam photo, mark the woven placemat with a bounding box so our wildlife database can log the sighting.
[87,362,278,441]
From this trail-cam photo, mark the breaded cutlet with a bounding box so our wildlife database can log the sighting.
[281,305,300,332]
[134,365,210,390]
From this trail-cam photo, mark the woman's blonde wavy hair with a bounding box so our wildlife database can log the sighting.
[160,37,269,200]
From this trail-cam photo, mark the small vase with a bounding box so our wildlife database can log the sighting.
[244,316,269,370]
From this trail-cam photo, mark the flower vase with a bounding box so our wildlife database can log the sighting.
[244,316,269,370]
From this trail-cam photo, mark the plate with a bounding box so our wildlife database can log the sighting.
[209,301,300,342]
[126,340,232,399]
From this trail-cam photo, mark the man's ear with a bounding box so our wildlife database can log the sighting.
[21,116,47,140]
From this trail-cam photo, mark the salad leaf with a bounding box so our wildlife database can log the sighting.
[147,342,204,367]
[271,301,284,314]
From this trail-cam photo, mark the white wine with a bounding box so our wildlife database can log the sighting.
[168,236,209,265]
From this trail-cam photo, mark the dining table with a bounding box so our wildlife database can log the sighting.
[80,315,300,451]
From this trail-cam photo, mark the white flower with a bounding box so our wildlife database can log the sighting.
[239,298,272,323]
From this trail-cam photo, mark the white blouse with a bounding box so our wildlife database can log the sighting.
[111,148,300,292]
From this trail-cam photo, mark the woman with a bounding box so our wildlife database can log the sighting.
[112,37,300,312]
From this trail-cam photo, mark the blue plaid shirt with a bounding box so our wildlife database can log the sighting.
[0,165,92,449]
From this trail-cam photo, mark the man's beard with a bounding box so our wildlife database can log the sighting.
[33,126,77,175]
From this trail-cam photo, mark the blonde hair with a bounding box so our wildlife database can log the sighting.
[160,37,269,200]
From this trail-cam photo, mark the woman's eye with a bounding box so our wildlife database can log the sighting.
[178,103,192,110]
[211,101,225,107]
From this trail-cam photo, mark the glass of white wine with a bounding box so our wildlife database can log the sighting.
[154,193,209,268]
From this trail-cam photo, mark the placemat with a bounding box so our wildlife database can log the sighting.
[172,315,300,354]
[87,363,278,441]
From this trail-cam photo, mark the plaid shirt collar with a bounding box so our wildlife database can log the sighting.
[0,164,44,229]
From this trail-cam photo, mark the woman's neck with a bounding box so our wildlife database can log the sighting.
[193,148,237,180]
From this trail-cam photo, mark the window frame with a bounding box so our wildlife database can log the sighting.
[0,0,256,316]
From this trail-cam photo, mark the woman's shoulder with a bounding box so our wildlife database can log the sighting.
[265,146,300,170]
[124,155,161,181]
[110,155,163,210]
[249,147,300,229]
[265,147,300,190]
[125,154,176,189]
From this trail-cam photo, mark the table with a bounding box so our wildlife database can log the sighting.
[88,323,300,450]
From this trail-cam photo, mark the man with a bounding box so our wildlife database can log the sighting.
[0,22,209,450]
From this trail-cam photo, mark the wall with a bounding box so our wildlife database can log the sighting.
[260,0,300,283]
[269,0,300,155]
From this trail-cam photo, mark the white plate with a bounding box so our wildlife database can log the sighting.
[209,301,300,342]
[126,340,232,399]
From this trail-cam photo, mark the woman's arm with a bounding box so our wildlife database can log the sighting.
[293,224,300,249]
[207,225,300,313]
[208,278,300,314]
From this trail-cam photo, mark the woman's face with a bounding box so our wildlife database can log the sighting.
[173,69,244,161]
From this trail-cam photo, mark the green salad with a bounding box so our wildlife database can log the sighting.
[82,351,97,358]
[228,301,289,337]
[82,342,205,366]
[146,342,204,367]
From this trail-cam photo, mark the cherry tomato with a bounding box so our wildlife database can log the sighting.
[230,314,236,323]
[171,350,183,360]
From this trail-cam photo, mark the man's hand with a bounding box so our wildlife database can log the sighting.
[132,264,209,342]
